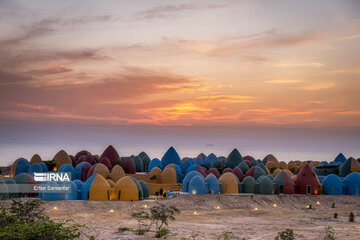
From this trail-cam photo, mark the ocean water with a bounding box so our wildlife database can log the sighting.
[1,124,359,166]
[0,141,358,166]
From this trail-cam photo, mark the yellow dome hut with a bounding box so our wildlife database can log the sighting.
[53,150,72,170]
[218,172,239,194]
[110,165,126,182]
[114,176,139,201]
[30,154,42,164]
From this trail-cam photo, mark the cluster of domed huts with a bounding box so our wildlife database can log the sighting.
[1,147,359,201]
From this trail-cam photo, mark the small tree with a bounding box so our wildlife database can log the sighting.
[149,202,180,237]
[130,209,149,235]
[275,229,295,240]
[324,226,335,240]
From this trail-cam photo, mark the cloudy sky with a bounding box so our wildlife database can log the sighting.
[1,0,360,127]
[0,0,359,161]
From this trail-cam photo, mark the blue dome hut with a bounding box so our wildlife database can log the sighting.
[205,175,220,194]
[343,172,360,195]
[322,174,343,195]
[148,158,163,173]
[182,171,204,192]
[161,146,182,167]
[188,175,206,194]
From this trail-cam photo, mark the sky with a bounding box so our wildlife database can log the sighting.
[0,0,359,163]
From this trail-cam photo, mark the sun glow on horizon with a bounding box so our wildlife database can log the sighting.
[0,1,359,129]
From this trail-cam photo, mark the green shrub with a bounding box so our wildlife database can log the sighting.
[324,226,335,240]
[216,231,246,240]
[157,227,170,238]
[275,229,295,240]
[118,226,132,232]
[117,160,123,167]
[150,202,180,238]
[0,199,82,240]
[127,202,180,238]
[130,209,149,235]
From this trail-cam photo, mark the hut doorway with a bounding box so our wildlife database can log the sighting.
[306,185,312,194]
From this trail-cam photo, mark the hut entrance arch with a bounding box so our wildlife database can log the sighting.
[306,185,312,194]
[279,185,284,193]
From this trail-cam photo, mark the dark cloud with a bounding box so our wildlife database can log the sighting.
[0,70,33,86]
[0,19,59,47]
[0,65,196,121]
[68,15,119,25]
[0,48,111,69]
[25,64,72,76]
[133,4,226,20]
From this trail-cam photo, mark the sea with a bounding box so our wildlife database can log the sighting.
[1,123,359,166]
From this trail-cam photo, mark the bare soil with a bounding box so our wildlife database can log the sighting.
[2,194,360,239]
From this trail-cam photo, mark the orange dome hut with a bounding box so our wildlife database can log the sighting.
[53,150,72,170]
[30,154,42,164]
[110,165,126,182]
[161,167,177,184]
[81,174,110,201]
[148,167,162,183]
[86,163,109,179]
[218,172,239,194]
[114,176,140,201]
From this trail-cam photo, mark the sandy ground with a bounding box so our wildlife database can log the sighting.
[1,195,359,240]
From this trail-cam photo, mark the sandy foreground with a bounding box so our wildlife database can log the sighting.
[2,194,359,240]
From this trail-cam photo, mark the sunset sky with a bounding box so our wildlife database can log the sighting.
[0,1,359,162]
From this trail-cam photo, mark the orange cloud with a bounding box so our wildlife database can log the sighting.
[196,95,258,103]
[247,61,323,68]
[265,79,302,84]
[300,82,336,90]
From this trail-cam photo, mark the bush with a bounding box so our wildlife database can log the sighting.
[117,160,123,167]
[150,202,180,238]
[0,199,82,240]
[216,231,246,240]
[130,209,149,235]
[157,227,170,238]
[127,202,180,238]
[324,226,335,240]
[275,229,295,240]
[118,226,132,232]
